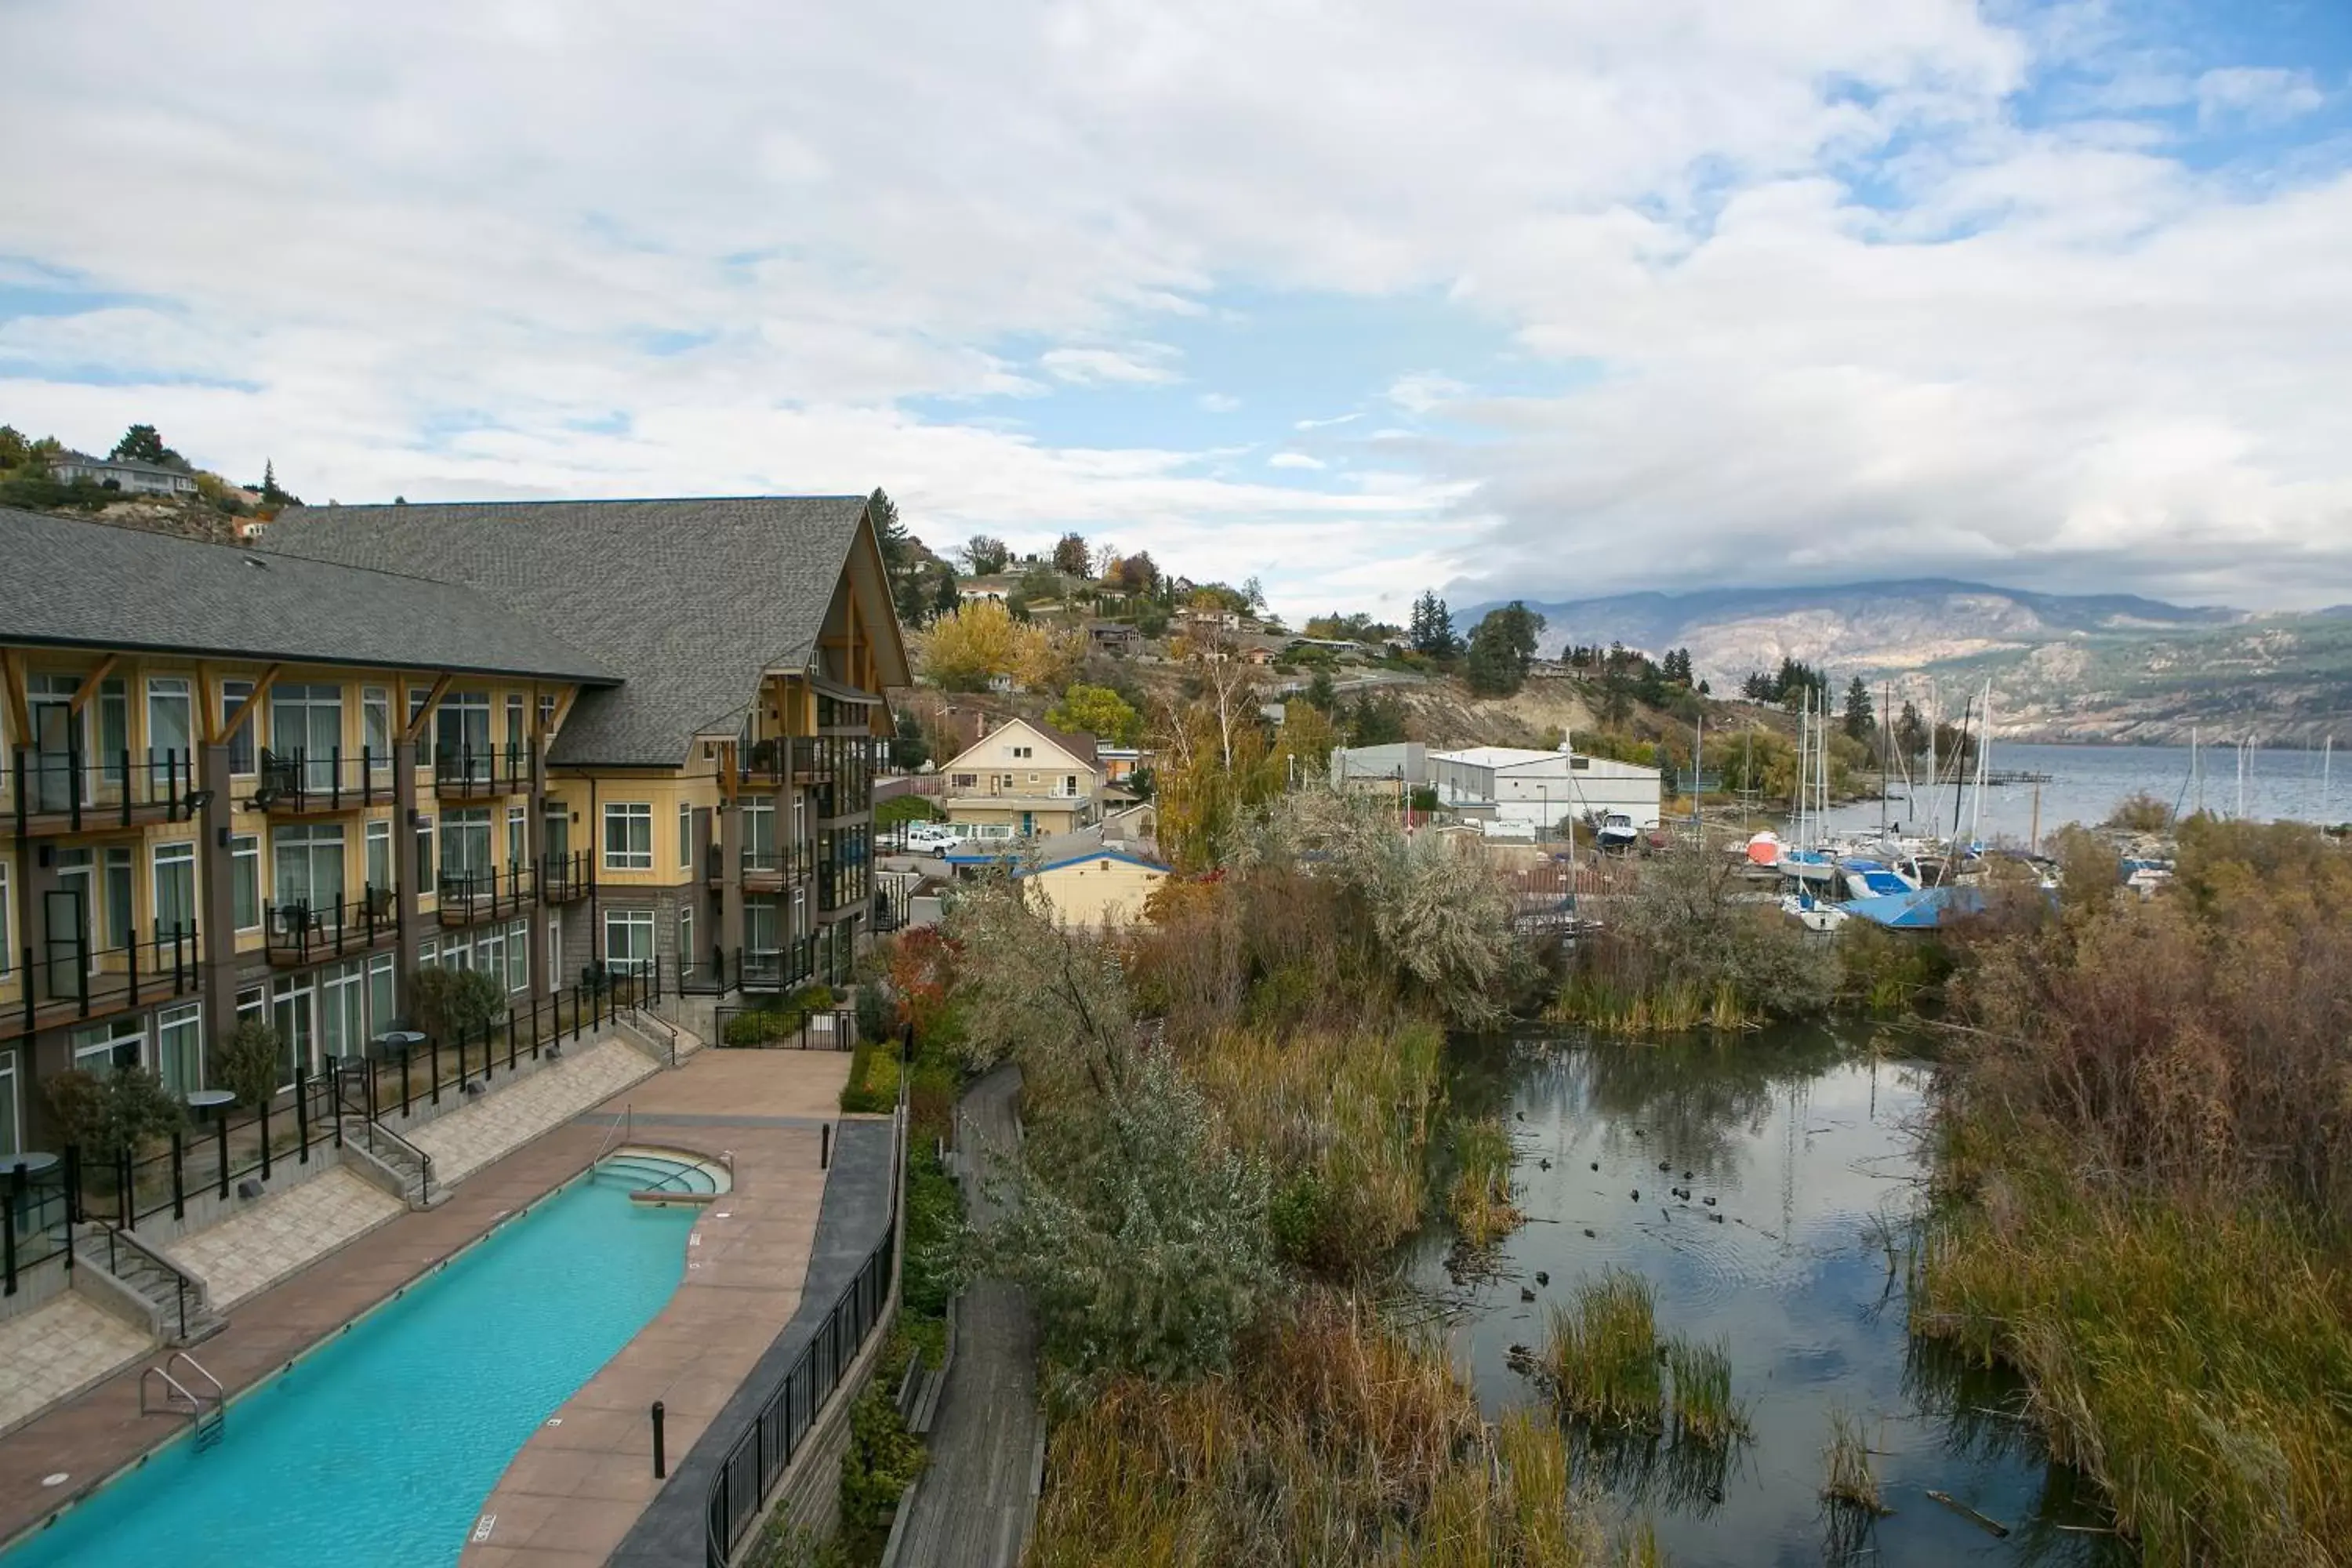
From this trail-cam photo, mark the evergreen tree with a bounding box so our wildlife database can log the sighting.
[1408,590,1458,658]
[111,424,183,468]
[1464,601,1544,696]
[933,567,961,619]
[1842,677,1875,742]
[1304,669,1338,713]
[1894,700,1928,760]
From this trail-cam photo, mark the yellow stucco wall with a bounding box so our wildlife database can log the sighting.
[1027,855,1166,928]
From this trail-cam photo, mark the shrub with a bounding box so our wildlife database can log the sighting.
[45,1066,185,1158]
[2104,790,2175,833]
[722,1010,800,1047]
[408,966,506,1044]
[216,1018,286,1109]
[838,1043,900,1112]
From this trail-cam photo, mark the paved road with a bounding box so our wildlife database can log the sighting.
[892,1065,1040,1568]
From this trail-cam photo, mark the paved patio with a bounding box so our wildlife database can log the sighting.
[169,1167,405,1310]
[460,1050,851,1568]
[0,1295,150,1440]
[412,1039,660,1187]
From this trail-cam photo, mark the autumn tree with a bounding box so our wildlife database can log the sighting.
[1051,532,1091,577]
[924,599,1028,690]
[1047,684,1143,747]
[962,535,1011,575]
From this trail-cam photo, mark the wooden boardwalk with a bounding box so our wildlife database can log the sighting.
[891,1065,1040,1568]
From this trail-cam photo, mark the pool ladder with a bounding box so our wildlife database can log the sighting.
[141,1351,226,1452]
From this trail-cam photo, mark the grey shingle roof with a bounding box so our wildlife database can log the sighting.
[263,496,881,767]
[0,506,618,682]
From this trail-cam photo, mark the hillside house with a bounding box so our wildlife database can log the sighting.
[938,716,1100,837]
[49,451,199,498]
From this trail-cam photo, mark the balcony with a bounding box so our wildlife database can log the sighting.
[541,850,594,904]
[706,841,815,893]
[3,924,201,1042]
[7,747,205,838]
[263,890,397,967]
[433,746,532,802]
[437,865,535,927]
[252,747,393,815]
[738,735,841,789]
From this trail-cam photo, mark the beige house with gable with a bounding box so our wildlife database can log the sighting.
[938,716,1100,838]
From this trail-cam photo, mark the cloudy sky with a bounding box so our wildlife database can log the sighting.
[4,1,2349,623]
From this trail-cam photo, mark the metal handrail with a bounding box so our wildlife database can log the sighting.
[589,1105,634,1173]
[95,1218,200,1341]
[140,1349,222,1419]
[332,1072,436,1206]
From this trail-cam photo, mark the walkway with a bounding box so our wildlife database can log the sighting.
[461,1049,851,1568]
[412,1038,659,1186]
[891,1065,1040,1568]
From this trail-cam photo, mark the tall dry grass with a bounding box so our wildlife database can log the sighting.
[1926,817,2352,1566]
[1446,1115,1524,1248]
[1191,1022,1445,1275]
[1028,1296,1636,1567]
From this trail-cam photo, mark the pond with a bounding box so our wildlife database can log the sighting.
[1412,1027,2132,1566]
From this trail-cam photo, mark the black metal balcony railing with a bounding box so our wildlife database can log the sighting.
[255,746,388,813]
[433,745,532,800]
[9,746,201,837]
[540,849,595,903]
[681,939,818,996]
[436,863,536,924]
[9,923,199,1039]
[263,890,395,966]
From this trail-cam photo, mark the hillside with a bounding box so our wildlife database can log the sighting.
[1465,579,2350,744]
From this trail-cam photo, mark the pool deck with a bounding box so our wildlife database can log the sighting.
[459,1052,851,1568]
[0,1046,851,1562]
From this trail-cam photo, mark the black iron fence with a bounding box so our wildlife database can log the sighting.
[679,942,819,998]
[1,956,675,1301]
[9,745,202,835]
[541,849,595,903]
[12,922,200,1036]
[436,864,536,923]
[433,744,532,800]
[255,746,390,811]
[711,1004,855,1051]
[703,1057,906,1567]
[264,891,396,964]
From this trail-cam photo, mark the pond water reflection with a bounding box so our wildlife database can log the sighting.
[1412,1029,2132,1566]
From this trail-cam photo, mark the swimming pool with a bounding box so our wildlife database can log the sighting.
[596,1145,732,1198]
[2,1174,695,1568]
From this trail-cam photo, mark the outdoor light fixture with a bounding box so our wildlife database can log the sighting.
[182,787,214,815]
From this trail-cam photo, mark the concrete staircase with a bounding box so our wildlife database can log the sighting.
[340,1116,437,1207]
[74,1225,223,1346]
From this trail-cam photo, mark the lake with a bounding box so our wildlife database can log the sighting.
[1414,1028,2131,1566]
[1816,741,2348,848]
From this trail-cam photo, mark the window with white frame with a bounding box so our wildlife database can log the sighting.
[156,1002,203,1095]
[506,805,526,873]
[0,860,9,977]
[147,676,194,766]
[270,975,312,1085]
[679,803,692,870]
[604,908,654,974]
[363,687,391,766]
[270,683,344,790]
[72,1018,144,1074]
[221,679,256,775]
[506,919,529,992]
[369,954,395,1036]
[477,927,504,985]
[441,807,493,890]
[321,961,364,1062]
[419,936,439,969]
[604,803,652,870]
[230,835,260,931]
[153,841,196,939]
[366,820,391,898]
[274,823,346,913]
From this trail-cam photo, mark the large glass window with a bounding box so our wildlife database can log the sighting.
[273,823,346,911]
[270,975,312,1085]
[604,804,652,870]
[415,816,434,894]
[147,675,193,766]
[603,908,653,974]
[507,805,526,873]
[366,820,392,898]
[270,683,343,789]
[506,920,529,992]
[321,961,363,1062]
[408,688,435,764]
[368,955,395,1036]
[362,687,391,767]
[152,841,197,938]
[156,1002,203,1095]
[679,803,693,871]
[0,860,9,978]
[220,678,256,776]
[441,807,493,891]
[232,835,261,931]
[435,691,492,779]
[97,677,128,783]
[103,846,134,949]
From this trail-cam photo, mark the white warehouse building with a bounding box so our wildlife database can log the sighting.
[1328,742,1664,838]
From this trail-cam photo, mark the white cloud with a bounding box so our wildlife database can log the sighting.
[1268,451,1325,470]
[2194,67,2326,129]
[1196,391,1240,412]
[1038,343,1183,386]
[0,1,2345,616]
[1386,372,1469,416]
[1294,411,1363,430]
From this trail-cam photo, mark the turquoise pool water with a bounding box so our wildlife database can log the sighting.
[3,1175,695,1568]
